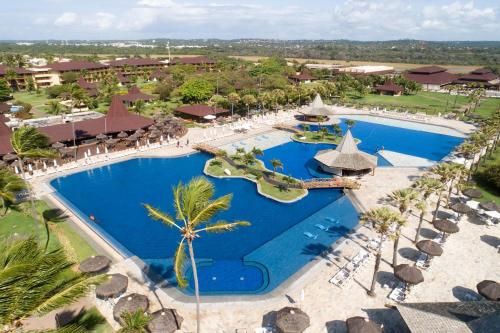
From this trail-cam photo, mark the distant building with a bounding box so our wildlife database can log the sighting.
[337,65,394,76]
[374,80,404,96]
[76,77,99,97]
[30,60,109,87]
[289,72,318,84]
[170,56,216,71]
[120,86,155,106]
[404,66,456,91]
[175,104,228,121]
[454,68,499,90]
[0,65,33,91]
[116,72,131,86]
[106,58,166,76]
[149,69,170,82]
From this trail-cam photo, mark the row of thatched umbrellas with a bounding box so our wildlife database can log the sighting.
[463,188,500,212]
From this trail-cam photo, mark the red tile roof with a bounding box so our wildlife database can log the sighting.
[120,86,155,103]
[405,71,457,86]
[374,80,404,93]
[455,70,498,83]
[171,56,215,65]
[0,117,12,155]
[149,69,169,80]
[407,66,447,74]
[38,96,153,143]
[108,58,164,67]
[39,61,108,72]
[175,104,228,118]
[0,65,33,75]
[116,72,131,84]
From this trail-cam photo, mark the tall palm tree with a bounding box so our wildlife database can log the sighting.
[251,147,264,158]
[118,310,150,333]
[133,100,146,114]
[457,142,480,181]
[414,200,427,243]
[143,177,250,333]
[446,163,467,204]
[387,188,418,266]
[360,207,402,296]
[270,159,283,176]
[345,119,356,128]
[0,236,105,330]
[431,163,456,221]
[0,168,26,216]
[10,126,57,248]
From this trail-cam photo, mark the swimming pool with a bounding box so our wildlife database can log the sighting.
[50,119,464,295]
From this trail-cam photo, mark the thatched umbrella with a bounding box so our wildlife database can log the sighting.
[149,132,160,140]
[113,293,149,324]
[433,219,459,236]
[480,201,500,212]
[450,202,472,215]
[275,307,310,333]
[0,160,6,168]
[2,153,17,162]
[394,264,424,285]
[135,128,145,136]
[416,240,443,257]
[96,133,107,141]
[346,316,382,333]
[105,138,119,146]
[126,135,138,142]
[147,309,183,333]
[476,280,500,301]
[96,274,128,299]
[51,142,65,149]
[78,255,111,274]
[117,131,128,139]
[463,188,483,199]
[59,147,74,157]
[148,125,158,131]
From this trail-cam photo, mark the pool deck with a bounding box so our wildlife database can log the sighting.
[28,109,497,332]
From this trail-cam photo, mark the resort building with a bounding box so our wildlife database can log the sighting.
[404,66,456,91]
[38,95,153,144]
[298,94,335,122]
[175,104,228,121]
[314,129,377,176]
[116,72,131,86]
[374,80,404,96]
[149,69,170,82]
[454,68,500,90]
[106,58,166,76]
[76,77,99,97]
[170,56,216,71]
[30,60,109,87]
[119,86,155,106]
[0,65,33,90]
[336,65,394,76]
[289,72,318,84]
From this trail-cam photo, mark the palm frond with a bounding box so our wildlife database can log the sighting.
[22,148,58,159]
[198,220,251,233]
[172,182,187,225]
[142,204,181,230]
[181,177,214,222]
[190,194,232,227]
[173,240,188,288]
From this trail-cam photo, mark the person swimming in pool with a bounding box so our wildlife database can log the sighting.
[89,214,97,222]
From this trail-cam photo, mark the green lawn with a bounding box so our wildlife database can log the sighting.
[12,90,54,117]
[474,148,500,205]
[473,98,500,118]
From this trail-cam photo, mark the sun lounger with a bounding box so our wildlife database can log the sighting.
[304,232,318,239]
[329,268,351,286]
[325,217,339,224]
[315,224,329,231]
[388,282,406,302]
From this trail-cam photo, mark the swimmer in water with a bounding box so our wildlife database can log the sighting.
[89,214,97,222]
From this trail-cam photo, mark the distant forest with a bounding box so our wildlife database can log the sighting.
[1,39,499,67]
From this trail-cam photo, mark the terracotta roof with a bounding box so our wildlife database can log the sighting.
[39,60,108,72]
[116,72,131,84]
[0,65,32,75]
[175,104,228,118]
[0,103,11,113]
[374,80,404,93]
[455,69,498,83]
[289,72,317,81]
[408,66,447,74]
[149,69,169,80]
[77,77,96,90]
[405,71,457,85]
[120,86,155,103]
[471,68,492,74]
[108,58,163,67]
[38,96,153,143]
[0,117,13,155]
[171,56,215,65]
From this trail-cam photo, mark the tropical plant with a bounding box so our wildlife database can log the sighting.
[47,100,65,116]
[414,200,427,243]
[0,237,105,330]
[143,177,250,333]
[10,126,57,248]
[270,159,283,175]
[387,188,418,266]
[133,100,146,114]
[345,119,356,128]
[360,207,403,296]
[431,163,456,221]
[0,168,26,216]
[251,147,264,157]
[242,152,256,168]
[118,310,150,333]
[235,147,245,155]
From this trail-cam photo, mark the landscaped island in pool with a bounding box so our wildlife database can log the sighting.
[50,118,464,295]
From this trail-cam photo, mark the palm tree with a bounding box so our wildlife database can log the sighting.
[345,119,356,128]
[242,152,256,168]
[388,188,418,266]
[134,100,146,114]
[251,147,264,157]
[332,123,342,137]
[0,236,105,330]
[431,163,455,221]
[118,310,150,333]
[301,124,310,132]
[215,149,227,161]
[414,200,427,243]
[360,207,402,296]
[143,177,250,333]
[319,127,329,140]
[457,142,480,180]
[270,159,283,176]
[235,147,245,155]
[0,168,26,216]
[10,126,57,248]
[446,163,467,205]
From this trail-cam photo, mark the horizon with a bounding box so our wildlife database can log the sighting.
[1,0,499,41]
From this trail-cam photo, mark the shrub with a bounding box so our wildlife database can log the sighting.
[209,160,222,167]
[475,162,500,191]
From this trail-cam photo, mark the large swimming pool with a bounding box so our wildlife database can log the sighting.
[50,119,464,295]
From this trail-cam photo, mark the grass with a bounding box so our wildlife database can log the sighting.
[472,98,500,118]
[205,158,306,202]
[474,148,500,205]
[293,131,361,145]
[12,90,53,117]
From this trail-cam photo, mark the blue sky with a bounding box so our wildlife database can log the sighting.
[1,0,499,40]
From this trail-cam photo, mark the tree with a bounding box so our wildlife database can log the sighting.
[319,127,329,139]
[154,80,175,101]
[47,100,65,116]
[345,119,356,128]
[61,72,79,84]
[360,207,403,296]
[133,100,145,114]
[118,310,150,333]
[270,159,283,175]
[26,77,35,93]
[228,92,240,116]
[143,177,250,333]
[332,124,342,137]
[0,79,11,102]
[0,168,26,216]
[414,200,427,243]
[388,188,418,266]
[178,78,214,103]
[242,152,256,168]
[251,147,264,157]
[241,94,256,116]
[10,126,57,249]
[431,163,455,221]
[0,237,105,330]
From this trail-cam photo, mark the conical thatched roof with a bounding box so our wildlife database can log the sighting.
[314,129,377,171]
[275,307,310,333]
[299,94,333,116]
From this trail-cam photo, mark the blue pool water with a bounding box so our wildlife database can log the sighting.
[50,119,463,295]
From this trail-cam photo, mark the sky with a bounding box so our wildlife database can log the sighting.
[0,0,499,41]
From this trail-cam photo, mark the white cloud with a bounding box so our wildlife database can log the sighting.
[54,12,78,26]
[85,12,115,30]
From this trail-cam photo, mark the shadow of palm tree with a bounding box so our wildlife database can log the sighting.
[480,234,500,249]
[452,285,482,301]
[42,208,69,223]
[325,319,346,333]
[364,307,411,333]
[398,247,421,262]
